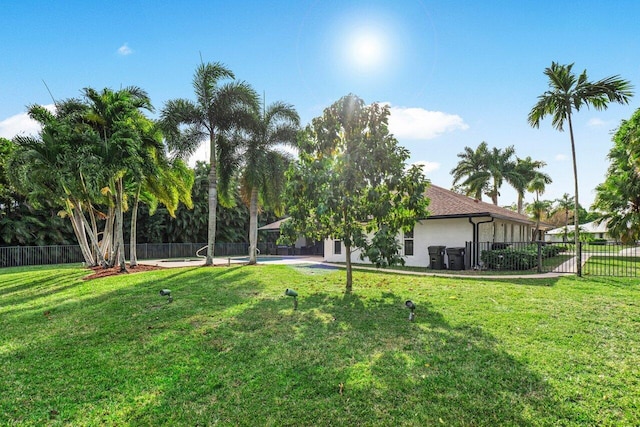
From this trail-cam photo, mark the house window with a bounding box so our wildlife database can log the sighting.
[334,240,342,255]
[404,228,414,256]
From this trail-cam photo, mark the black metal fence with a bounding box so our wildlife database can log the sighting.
[1,242,252,268]
[468,241,640,277]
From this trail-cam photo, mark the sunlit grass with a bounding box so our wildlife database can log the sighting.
[1,264,639,425]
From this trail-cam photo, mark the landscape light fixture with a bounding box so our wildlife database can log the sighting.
[285,288,298,310]
[160,289,173,303]
[405,300,416,321]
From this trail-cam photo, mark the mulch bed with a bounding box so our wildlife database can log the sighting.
[83,263,165,280]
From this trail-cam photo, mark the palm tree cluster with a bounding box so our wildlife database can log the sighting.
[160,62,299,265]
[8,88,194,270]
[6,61,300,269]
[450,142,551,213]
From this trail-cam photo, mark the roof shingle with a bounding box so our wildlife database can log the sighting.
[425,184,533,224]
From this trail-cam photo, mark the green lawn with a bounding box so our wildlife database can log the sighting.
[1,264,639,426]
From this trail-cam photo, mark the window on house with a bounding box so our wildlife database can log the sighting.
[404,228,414,256]
[334,240,342,255]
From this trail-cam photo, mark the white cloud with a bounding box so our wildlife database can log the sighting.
[386,104,468,140]
[555,154,568,161]
[412,160,440,174]
[117,43,133,56]
[587,118,606,127]
[0,105,55,139]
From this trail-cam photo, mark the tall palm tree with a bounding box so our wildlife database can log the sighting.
[528,62,633,251]
[161,62,259,265]
[451,142,491,201]
[240,101,300,264]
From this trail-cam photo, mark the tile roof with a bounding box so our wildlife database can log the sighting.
[258,217,290,231]
[424,184,534,224]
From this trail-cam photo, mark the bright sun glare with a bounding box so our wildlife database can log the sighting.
[350,31,384,68]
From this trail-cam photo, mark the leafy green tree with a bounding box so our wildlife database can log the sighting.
[161,61,259,265]
[239,101,299,264]
[283,95,429,292]
[451,142,491,201]
[593,108,640,242]
[528,62,633,251]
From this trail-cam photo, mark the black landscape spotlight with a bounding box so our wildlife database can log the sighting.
[160,289,173,303]
[285,288,298,310]
[405,300,416,321]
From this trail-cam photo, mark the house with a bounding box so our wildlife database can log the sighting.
[324,184,538,269]
[545,219,613,243]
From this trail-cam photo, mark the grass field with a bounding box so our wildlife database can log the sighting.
[1,263,639,425]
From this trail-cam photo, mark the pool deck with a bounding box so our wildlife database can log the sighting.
[138,255,325,268]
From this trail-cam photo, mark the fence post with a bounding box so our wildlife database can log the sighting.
[537,241,542,273]
[577,241,582,277]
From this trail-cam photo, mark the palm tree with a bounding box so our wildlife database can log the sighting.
[527,174,551,240]
[451,142,491,201]
[83,86,155,271]
[528,62,633,251]
[9,101,106,266]
[552,193,574,242]
[485,145,516,205]
[161,62,259,265]
[240,101,300,264]
[509,156,550,214]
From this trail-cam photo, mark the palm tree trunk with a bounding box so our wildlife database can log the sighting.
[129,185,140,267]
[115,178,127,272]
[517,193,524,214]
[75,200,107,267]
[568,115,580,249]
[101,206,114,264]
[248,187,259,265]
[206,134,217,266]
[66,201,95,266]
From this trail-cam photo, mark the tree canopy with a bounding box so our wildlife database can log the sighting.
[282,94,429,292]
[593,107,640,242]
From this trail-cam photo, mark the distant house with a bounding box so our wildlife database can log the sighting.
[324,184,539,269]
[545,219,613,243]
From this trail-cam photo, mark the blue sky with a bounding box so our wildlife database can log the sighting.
[2,0,639,209]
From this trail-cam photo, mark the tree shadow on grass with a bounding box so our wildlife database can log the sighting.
[1,267,584,425]
[95,289,580,426]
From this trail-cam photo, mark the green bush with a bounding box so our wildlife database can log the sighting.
[481,243,566,271]
[481,247,538,270]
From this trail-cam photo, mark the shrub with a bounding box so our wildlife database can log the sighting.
[481,247,538,270]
